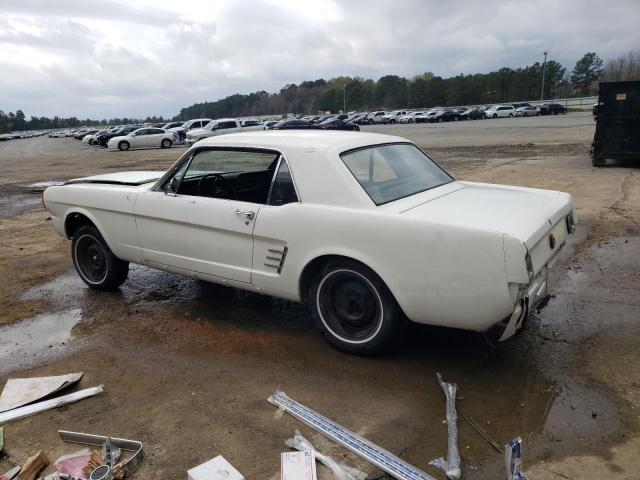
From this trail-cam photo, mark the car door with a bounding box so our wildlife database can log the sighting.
[134,147,280,283]
[147,128,166,146]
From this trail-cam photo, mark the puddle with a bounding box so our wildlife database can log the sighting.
[0,308,81,372]
[0,194,41,219]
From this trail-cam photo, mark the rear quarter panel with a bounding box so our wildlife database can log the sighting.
[252,203,512,331]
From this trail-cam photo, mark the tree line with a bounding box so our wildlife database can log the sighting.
[1,51,637,134]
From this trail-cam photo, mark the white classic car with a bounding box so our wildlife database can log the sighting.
[107,127,176,151]
[43,131,576,354]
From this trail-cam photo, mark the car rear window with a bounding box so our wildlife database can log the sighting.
[340,143,453,205]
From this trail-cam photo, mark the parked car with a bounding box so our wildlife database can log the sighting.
[161,121,184,130]
[430,110,462,122]
[317,118,360,131]
[366,111,388,125]
[0,134,12,141]
[186,118,259,144]
[485,105,515,118]
[458,108,485,120]
[399,112,424,123]
[263,121,279,130]
[170,119,212,141]
[514,106,540,117]
[270,119,318,130]
[107,128,176,151]
[83,130,107,145]
[539,103,567,115]
[512,103,533,109]
[352,113,370,125]
[43,131,575,354]
[382,110,408,124]
[94,126,138,147]
[241,120,262,127]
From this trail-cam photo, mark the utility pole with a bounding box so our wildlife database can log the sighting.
[343,84,347,113]
[540,51,548,100]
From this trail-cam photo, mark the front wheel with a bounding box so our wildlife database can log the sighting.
[309,259,405,355]
[161,138,172,148]
[493,113,497,118]
[71,225,129,290]
[118,141,130,151]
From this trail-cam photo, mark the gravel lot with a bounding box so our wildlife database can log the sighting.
[0,112,639,479]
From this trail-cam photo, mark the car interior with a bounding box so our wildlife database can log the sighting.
[163,149,297,206]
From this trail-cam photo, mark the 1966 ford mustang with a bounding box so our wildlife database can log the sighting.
[43,131,576,354]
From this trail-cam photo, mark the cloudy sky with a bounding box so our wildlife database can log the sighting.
[1,0,638,119]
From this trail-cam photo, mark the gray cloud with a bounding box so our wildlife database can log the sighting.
[0,0,638,119]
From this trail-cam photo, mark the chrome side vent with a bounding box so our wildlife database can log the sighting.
[264,246,288,274]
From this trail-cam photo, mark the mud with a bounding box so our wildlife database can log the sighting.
[0,114,639,479]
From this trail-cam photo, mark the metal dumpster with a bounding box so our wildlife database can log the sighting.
[591,80,640,166]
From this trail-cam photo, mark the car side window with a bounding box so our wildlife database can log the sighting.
[163,148,280,203]
[136,129,149,135]
[268,159,298,206]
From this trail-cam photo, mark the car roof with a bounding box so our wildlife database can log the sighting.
[196,130,406,153]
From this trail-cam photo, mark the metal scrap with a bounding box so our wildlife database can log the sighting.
[429,373,461,480]
[58,430,144,478]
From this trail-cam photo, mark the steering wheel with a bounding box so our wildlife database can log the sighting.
[197,174,236,199]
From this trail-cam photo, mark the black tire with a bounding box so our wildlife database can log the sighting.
[309,259,405,355]
[508,113,513,117]
[118,141,130,151]
[493,113,497,118]
[368,119,373,125]
[161,138,172,148]
[71,224,129,290]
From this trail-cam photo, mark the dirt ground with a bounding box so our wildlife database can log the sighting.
[0,112,639,479]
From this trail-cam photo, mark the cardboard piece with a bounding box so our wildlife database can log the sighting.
[0,373,83,413]
[187,455,244,480]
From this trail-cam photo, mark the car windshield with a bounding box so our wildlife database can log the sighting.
[340,143,453,205]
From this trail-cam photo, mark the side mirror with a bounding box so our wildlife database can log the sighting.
[168,177,179,194]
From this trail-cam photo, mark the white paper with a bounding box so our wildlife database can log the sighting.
[281,451,317,480]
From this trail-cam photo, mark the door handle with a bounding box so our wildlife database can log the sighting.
[234,209,255,221]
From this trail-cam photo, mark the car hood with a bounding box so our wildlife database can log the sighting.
[65,171,165,186]
[400,181,573,248]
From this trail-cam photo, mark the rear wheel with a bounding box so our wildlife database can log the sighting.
[309,259,405,355]
[71,225,129,290]
[118,141,130,151]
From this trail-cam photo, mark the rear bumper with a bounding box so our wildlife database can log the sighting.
[498,266,548,341]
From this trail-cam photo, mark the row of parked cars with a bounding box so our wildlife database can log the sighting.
[45,101,570,151]
[0,131,47,141]
[341,102,568,125]
[49,118,270,151]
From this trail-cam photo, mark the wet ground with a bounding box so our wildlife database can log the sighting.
[0,114,639,479]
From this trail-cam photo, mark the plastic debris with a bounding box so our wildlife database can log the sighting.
[281,451,317,480]
[0,386,104,425]
[429,373,461,480]
[0,373,83,413]
[505,437,528,480]
[187,455,245,480]
[286,429,367,480]
[55,449,92,480]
